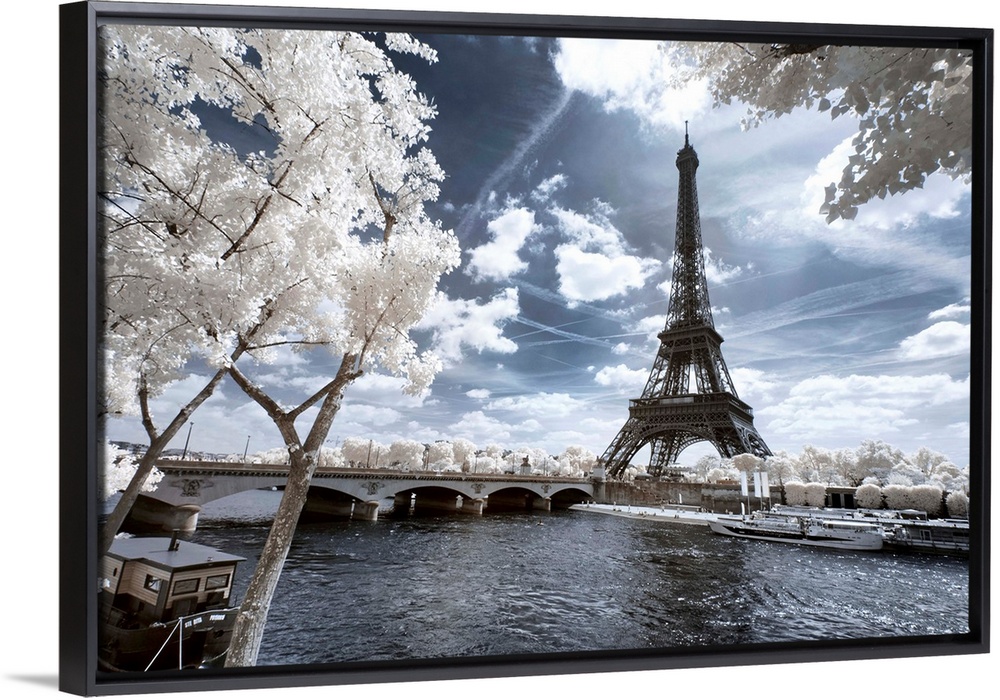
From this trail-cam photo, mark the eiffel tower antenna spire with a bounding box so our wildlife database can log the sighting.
[599,130,771,479]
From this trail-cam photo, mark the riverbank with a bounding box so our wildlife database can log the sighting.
[569,502,716,526]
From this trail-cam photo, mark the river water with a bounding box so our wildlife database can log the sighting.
[184,490,969,668]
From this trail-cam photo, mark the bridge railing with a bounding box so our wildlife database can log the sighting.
[154,460,590,483]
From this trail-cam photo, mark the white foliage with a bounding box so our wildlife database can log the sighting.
[804,482,828,507]
[99,24,460,418]
[100,441,162,500]
[426,441,455,470]
[451,438,477,470]
[945,491,969,518]
[706,466,738,484]
[882,484,911,510]
[341,437,386,468]
[731,453,763,473]
[557,445,597,476]
[249,447,291,465]
[783,481,807,506]
[910,484,943,516]
[668,42,972,222]
[387,439,426,471]
[855,483,883,509]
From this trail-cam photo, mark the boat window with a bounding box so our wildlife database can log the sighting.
[144,574,162,593]
[205,573,230,590]
[172,578,199,595]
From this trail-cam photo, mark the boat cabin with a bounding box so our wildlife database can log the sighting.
[100,535,245,627]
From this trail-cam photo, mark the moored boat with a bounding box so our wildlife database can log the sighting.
[769,505,970,556]
[709,512,884,551]
[99,534,245,672]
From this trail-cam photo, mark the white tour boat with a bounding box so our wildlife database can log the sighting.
[709,511,884,551]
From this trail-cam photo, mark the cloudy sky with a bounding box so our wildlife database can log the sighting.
[106,31,972,468]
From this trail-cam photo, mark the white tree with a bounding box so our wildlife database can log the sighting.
[764,450,798,488]
[856,440,907,485]
[796,445,835,484]
[387,439,427,471]
[558,445,597,477]
[693,454,721,480]
[667,42,972,222]
[341,437,385,469]
[99,440,161,501]
[731,453,764,474]
[99,25,459,667]
[426,441,455,470]
[249,447,292,465]
[451,438,477,472]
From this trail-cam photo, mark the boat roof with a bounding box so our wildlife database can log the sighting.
[107,537,245,571]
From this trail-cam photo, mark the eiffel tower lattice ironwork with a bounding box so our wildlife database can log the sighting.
[600,128,771,479]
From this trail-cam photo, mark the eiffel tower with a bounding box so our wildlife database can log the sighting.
[600,127,770,479]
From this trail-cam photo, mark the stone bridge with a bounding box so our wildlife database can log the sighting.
[125,460,597,533]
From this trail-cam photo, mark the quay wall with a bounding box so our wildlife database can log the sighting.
[600,481,782,514]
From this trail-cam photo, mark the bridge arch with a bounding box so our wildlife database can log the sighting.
[118,462,596,533]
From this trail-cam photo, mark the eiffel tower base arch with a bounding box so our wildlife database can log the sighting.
[601,393,770,479]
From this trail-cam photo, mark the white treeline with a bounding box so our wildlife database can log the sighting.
[176,438,601,478]
[684,440,968,494]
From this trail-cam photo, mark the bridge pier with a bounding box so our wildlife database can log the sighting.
[123,495,201,534]
[352,500,380,521]
[459,497,485,515]
[531,497,552,512]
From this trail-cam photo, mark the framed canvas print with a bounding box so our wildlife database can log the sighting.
[59,0,991,696]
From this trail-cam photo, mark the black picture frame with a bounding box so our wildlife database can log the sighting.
[59,1,992,696]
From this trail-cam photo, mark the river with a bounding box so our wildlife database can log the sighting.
[183,490,969,667]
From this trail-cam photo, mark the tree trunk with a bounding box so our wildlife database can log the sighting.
[225,356,358,667]
[224,451,315,667]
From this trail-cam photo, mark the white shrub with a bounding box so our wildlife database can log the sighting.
[910,484,943,516]
[882,484,911,510]
[804,482,827,507]
[945,491,969,518]
[784,481,807,505]
[855,483,883,509]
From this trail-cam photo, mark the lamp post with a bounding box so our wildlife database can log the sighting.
[242,435,251,463]
[181,423,194,460]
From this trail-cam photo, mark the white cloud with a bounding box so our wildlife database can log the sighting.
[928,302,971,320]
[466,388,492,400]
[549,206,659,304]
[897,321,970,360]
[612,342,631,355]
[484,392,589,418]
[348,373,429,408]
[449,410,513,442]
[759,373,969,443]
[728,367,778,401]
[593,364,647,392]
[554,245,658,303]
[552,38,711,130]
[416,288,520,364]
[338,403,403,426]
[703,247,747,285]
[467,206,540,282]
[532,173,568,202]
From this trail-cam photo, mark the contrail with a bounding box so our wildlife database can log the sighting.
[456,89,576,240]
